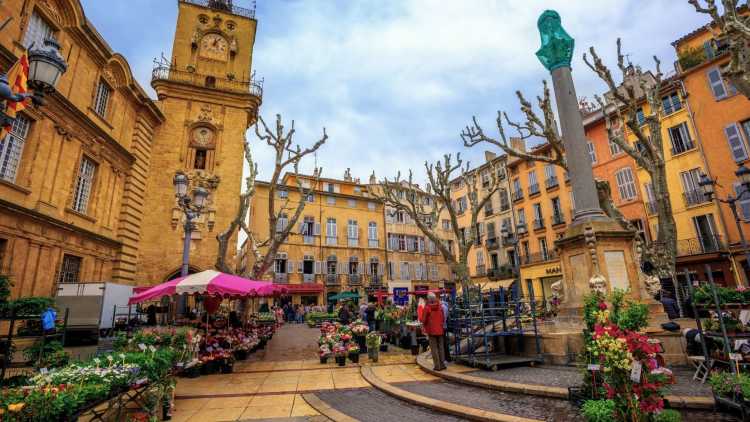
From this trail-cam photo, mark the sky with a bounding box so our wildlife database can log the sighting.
[80,0,709,186]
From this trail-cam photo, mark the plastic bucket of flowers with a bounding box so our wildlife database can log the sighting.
[366,333,381,362]
[319,344,331,364]
[347,343,360,363]
[333,343,347,366]
[351,320,369,353]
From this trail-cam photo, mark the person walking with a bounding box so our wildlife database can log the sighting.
[419,292,446,371]
[440,296,452,363]
[365,303,376,332]
[338,302,351,325]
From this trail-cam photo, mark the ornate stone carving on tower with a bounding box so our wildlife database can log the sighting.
[137,0,262,283]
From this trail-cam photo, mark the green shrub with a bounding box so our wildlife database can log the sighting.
[581,399,615,422]
[654,409,682,422]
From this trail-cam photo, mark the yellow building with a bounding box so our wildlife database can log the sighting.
[0,0,163,298]
[450,151,515,290]
[506,144,574,307]
[136,0,262,284]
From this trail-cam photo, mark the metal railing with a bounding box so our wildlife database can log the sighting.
[502,234,516,246]
[528,183,540,195]
[475,265,486,276]
[500,200,510,212]
[326,236,338,246]
[512,189,524,202]
[645,201,657,216]
[273,273,288,283]
[369,275,383,286]
[522,251,559,265]
[486,237,500,249]
[683,189,710,207]
[533,218,545,230]
[677,235,726,256]
[551,212,565,226]
[152,65,263,97]
[303,273,315,283]
[180,0,256,18]
[545,176,559,189]
[487,266,516,280]
[671,139,695,156]
[325,274,340,286]
[484,206,494,217]
[348,274,362,285]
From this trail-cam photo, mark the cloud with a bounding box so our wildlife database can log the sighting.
[80,0,709,186]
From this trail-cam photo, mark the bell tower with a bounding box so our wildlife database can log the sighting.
[136,0,262,284]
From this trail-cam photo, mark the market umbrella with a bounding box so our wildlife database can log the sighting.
[128,270,286,305]
[329,291,360,301]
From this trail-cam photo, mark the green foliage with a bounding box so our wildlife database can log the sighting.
[654,409,682,422]
[581,399,615,422]
[608,290,649,332]
[0,297,55,317]
[709,372,750,398]
[23,340,69,369]
[693,284,750,305]
[366,332,382,348]
[677,47,706,71]
[0,275,12,303]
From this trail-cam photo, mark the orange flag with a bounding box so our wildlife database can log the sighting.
[1,52,30,139]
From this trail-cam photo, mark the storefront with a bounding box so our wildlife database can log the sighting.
[519,259,562,309]
[283,284,325,307]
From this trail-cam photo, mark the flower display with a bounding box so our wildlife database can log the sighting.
[319,344,332,358]
[350,320,369,335]
[332,343,347,357]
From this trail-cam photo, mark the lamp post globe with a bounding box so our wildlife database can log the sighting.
[173,172,188,197]
[27,37,68,93]
[192,186,209,208]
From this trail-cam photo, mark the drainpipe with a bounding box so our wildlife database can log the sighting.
[680,79,737,282]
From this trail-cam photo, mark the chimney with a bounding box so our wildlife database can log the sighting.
[484,151,497,163]
[510,137,526,153]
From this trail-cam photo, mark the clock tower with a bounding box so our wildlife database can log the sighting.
[134,0,262,284]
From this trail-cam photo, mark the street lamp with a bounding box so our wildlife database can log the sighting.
[0,37,67,126]
[173,171,208,278]
[699,166,750,286]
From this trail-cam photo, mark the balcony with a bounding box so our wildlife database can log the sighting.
[683,189,710,207]
[500,200,510,212]
[528,183,540,196]
[645,201,657,216]
[488,266,516,280]
[545,177,559,190]
[368,274,383,287]
[523,251,559,265]
[152,65,263,97]
[551,212,565,226]
[475,265,486,276]
[512,189,524,202]
[325,274,340,286]
[348,237,359,247]
[273,273,288,283]
[677,235,726,257]
[180,0,256,18]
[533,218,545,231]
[502,234,517,246]
[348,274,362,286]
[486,237,500,250]
[303,273,316,283]
[671,139,695,156]
[326,236,338,246]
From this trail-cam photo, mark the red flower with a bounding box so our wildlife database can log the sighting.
[603,383,615,399]
[598,302,608,310]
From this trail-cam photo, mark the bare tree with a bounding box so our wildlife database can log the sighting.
[689,0,750,98]
[461,39,677,279]
[370,154,500,291]
[215,114,327,278]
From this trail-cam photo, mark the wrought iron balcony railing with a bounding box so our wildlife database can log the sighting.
[552,213,565,226]
[348,274,362,285]
[475,265,486,276]
[528,183,540,196]
[683,189,710,207]
[325,274,340,286]
[303,273,316,283]
[273,273,288,283]
[152,65,263,97]
[369,274,383,286]
[522,251,559,265]
[180,0,256,19]
[500,200,511,212]
[533,218,545,230]
[486,237,500,250]
[512,189,524,202]
[545,176,559,190]
[487,266,516,280]
[677,235,726,257]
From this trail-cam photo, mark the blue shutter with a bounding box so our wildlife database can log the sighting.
[725,123,749,162]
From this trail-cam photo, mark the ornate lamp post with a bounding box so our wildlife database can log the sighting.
[699,165,750,286]
[0,37,67,126]
[173,172,209,278]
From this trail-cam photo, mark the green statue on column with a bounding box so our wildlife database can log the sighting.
[535,10,574,71]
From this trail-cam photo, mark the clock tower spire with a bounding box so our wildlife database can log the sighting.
[137,0,262,284]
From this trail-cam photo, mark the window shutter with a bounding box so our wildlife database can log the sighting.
[707,68,727,99]
[315,261,322,274]
[734,183,750,220]
[725,123,749,162]
[297,261,303,273]
[358,262,364,274]
[314,222,321,236]
[298,222,304,234]
[379,263,385,277]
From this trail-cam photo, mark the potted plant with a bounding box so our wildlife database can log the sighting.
[347,343,360,363]
[319,344,331,364]
[333,343,347,366]
[219,352,234,373]
[351,320,369,353]
[366,333,381,362]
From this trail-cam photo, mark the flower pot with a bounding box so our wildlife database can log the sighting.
[379,344,388,352]
[234,350,249,361]
[368,349,379,362]
[335,356,346,366]
[220,360,234,374]
[349,353,359,363]
[320,356,329,364]
[356,335,367,354]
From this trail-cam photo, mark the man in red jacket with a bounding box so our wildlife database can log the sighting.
[420,292,446,371]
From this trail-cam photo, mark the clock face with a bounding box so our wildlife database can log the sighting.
[192,127,214,147]
[200,34,229,61]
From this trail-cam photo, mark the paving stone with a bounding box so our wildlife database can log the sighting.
[314,387,468,422]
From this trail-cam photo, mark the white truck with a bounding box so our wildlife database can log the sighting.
[55,282,136,345]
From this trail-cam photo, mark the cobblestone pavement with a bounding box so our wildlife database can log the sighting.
[467,364,713,397]
[314,387,468,422]
[246,324,321,362]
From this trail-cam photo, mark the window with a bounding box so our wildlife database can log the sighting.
[635,108,645,125]
[0,115,31,182]
[661,93,683,115]
[609,136,623,156]
[532,203,544,229]
[614,167,637,201]
[457,196,467,213]
[347,199,357,208]
[725,123,749,162]
[512,178,522,199]
[326,218,337,245]
[517,208,526,226]
[368,222,378,247]
[570,191,576,213]
[643,182,657,215]
[347,220,359,246]
[735,183,750,221]
[274,253,288,274]
[193,149,207,169]
[72,157,97,214]
[528,171,539,194]
[551,197,563,224]
[707,67,728,100]
[368,201,376,210]
[93,80,112,118]
[327,258,337,275]
[668,122,694,154]
[305,192,314,203]
[278,189,288,199]
[400,262,410,280]
[544,164,558,188]
[442,219,450,230]
[301,216,316,236]
[539,238,549,261]
[521,241,530,262]
[276,213,288,232]
[326,195,336,205]
[58,254,82,284]
[587,141,597,164]
[681,168,706,206]
[476,250,485,266]
[481,170,491,187]
[23,11,53,49]
[396,210,406,223]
